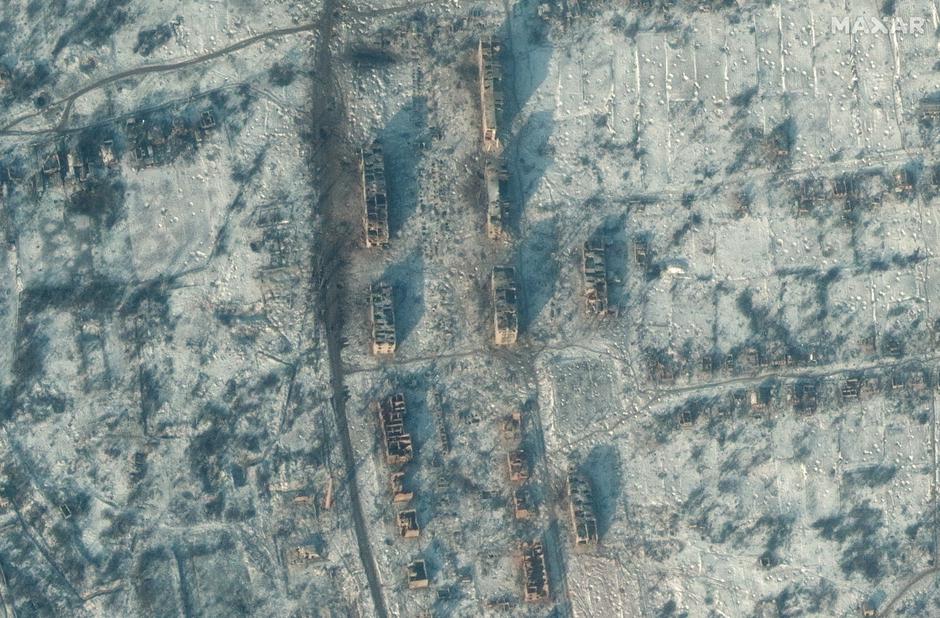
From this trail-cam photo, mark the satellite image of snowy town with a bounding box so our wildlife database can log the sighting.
[2,1,940,617]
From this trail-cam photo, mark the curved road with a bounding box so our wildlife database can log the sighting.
[1,22,318,135]
[878,566,940,617]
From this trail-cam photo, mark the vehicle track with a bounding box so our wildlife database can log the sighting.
[308,2,389,617]
[0,22,319,135]
[877,566,940,617]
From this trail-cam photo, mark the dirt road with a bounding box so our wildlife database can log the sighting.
[308,2,389,617]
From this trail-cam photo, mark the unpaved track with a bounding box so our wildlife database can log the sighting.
[308,2,389,617]
[0,22,318,135]
[878,566,940,617]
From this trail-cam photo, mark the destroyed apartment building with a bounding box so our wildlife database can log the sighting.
[360,141,390,248]
[582,241,612,316]
[567,472,599,546]
[397,509,420,539]
[391,471,413,503]
[477,36,503,153]
[492,266,518,345]
[369,282,397,356]
[378,393,413,466]
[407,560,429,590]
[484,159,511,240]
[521,540,550,603]
[507,450,529,483]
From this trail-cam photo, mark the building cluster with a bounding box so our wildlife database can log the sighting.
[359,141,399,359]
[349,31,626,606]
[646,341,825,386]
[475,36,523,347]
[790,163,930,220]
[357,126,431,592]
[675,362,935,432]
[646,305,940,390]
[374,393,428,589]
[369,282,397,356]
[478,36,615,342]
[358,138,425,588]
[477,34,607,605]
[0,448,105,597]
[497,408,552,603]
[0,107,217,205]
[477,40,559,595]
[125,110,216,170]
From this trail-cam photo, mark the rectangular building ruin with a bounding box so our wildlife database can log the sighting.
[360,141,390,248]
[841,377,861,401]
[289,545,323,564]
[507,450,529,483]
[521,541,549,603]
[512,488,531,520]
[492,266,518,345]
[133,138,155,168]
[633,236,650,267]
[919,98,940,120]
[892,168,915,193]
[369,282,397,356]
[478,37,503,152]
[41,152,60,178]
[99,141,117,167]
[398,509,420,539]
[501,410,522,444]
[567,473,598,545]
[792,381,818,414]
[793,177,828,215]
[582,241,611,316]
[407,560,429,589]
[200,110,216,131]
[378,394,413,465]
[391,472,413,503]
[484,159,510,240]
[66,151,87,183]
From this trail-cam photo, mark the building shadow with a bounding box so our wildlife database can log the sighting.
[381,96,428,239]
[381,248,425,346]
[515,215,558,333]
[584,444,623,540]
[496,1,555,233]
[505,110,555,234]
[499,0,553,128]
[595,213,630,310]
